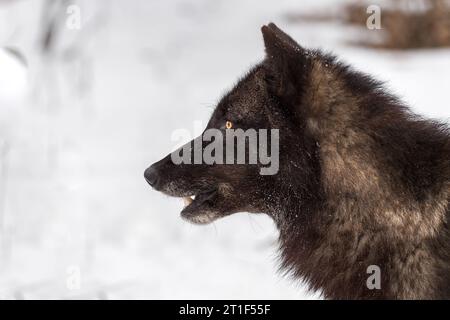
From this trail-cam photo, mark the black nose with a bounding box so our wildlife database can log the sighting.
[144,166,158,187]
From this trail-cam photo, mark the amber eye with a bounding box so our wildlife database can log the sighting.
[225,121,233,129]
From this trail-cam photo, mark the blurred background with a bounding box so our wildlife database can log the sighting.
[0,0,449,299]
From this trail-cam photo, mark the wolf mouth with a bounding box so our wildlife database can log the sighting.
[179,188,218,224]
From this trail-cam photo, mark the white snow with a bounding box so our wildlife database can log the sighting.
[0,0,448,299]
[0,49,27,102]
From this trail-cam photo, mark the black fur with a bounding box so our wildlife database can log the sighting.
[145,23,450,299]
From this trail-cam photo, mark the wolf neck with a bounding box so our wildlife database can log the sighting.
[274,57,450,299]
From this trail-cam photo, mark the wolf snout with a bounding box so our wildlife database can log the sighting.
[144,165,159,187]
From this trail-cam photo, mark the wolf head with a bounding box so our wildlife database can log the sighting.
[145,23,321,225]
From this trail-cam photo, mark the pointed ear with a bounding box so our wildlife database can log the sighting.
[261,23,307,98]
[261,23,303,57]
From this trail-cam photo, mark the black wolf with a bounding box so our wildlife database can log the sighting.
[145,23,450,299]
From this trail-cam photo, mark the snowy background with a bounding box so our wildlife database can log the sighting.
[0,0,448,299]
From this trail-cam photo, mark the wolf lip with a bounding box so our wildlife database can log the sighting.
[180,189,217,216]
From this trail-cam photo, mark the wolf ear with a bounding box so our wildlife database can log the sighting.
[261,23,307,99]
